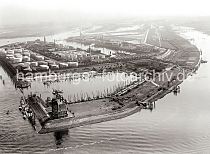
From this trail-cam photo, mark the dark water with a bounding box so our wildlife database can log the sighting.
[0,28,210,153]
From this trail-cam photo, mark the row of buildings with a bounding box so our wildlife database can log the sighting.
[1,47,79,72]
[56,49,106,62]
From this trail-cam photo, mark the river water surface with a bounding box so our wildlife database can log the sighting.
[0,28,210,153]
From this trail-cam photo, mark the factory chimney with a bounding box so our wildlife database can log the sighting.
[44,36,46,44]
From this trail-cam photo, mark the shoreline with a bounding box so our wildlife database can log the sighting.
[0,26,202,134]
[40,65,195,134]
[40,78,184,134]
[40,28,202,133]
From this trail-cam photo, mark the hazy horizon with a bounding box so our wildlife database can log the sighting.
[0,0,210,26]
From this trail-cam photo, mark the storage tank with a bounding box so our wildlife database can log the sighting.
[30,62,38,67]
[6,54,14,58]
[25,62,31,65]
[23,56,30,62]
[67,62,78,67]
[50,64,59,69]
[39,65,49,70]
[13,57,22,63]
[59,63,68,68]
[23,67,32,72]
[36,55,45,61]
[23,49,29,52]
[14,53,22,58]
[14,49,22,53]
[23,52,30,57]
[7,50,14,55]
[38,61,48,65]
[46,60,55,65]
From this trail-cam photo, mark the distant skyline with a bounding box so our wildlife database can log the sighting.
[0,0,210,26]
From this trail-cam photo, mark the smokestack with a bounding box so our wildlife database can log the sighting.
[44,36,46,44]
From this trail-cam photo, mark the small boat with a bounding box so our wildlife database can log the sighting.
[6,110,10,115]
[19,106,22,111]
[52,89,63,95]
[23,114,27,120]
[43,81,52,86]
[16,80,31,89]
[201,59,208,64]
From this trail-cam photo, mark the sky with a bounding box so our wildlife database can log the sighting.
[0,0,210,25]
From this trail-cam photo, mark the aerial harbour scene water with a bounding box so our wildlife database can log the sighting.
[1,0,210,153]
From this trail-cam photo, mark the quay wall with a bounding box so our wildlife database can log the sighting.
[39,80,183,134]
[39,105,141,134]
[0,54,17,80]
[39,56,197,134]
